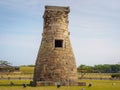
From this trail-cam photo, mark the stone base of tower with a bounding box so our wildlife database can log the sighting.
[33,81,78,86]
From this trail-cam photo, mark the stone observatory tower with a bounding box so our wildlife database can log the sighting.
[33,6,78,86]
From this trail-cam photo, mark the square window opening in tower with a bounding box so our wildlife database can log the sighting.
[55,40,63,48]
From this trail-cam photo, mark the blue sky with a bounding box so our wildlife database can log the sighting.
[0,0,120,66]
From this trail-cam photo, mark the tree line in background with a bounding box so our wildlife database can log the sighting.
[0,60,120,79]
[1,60,120,73]
[77,64,120,73]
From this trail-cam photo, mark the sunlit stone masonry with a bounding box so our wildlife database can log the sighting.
[33,6,78,86]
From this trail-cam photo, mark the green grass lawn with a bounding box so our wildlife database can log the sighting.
[0,67,120,90]
[0,80,120,90]
[0,80,30,85]
[20,66,34,74]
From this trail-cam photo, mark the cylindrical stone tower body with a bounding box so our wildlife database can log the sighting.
[33,6,78,86]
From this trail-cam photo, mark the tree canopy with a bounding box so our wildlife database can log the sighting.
[0,60,11,65]
[77,64,120,73]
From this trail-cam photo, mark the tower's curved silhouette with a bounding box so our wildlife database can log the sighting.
[33,6,78,86]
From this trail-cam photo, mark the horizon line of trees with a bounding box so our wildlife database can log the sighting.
[1,60,120,73]
[77,64,120,73]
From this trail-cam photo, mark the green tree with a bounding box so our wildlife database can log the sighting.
[0,60,11,65]
[94,64,120,73]
[0,60,14,72]
[110,64,120,73]
[77,64,93,79]
[78,64,120,73]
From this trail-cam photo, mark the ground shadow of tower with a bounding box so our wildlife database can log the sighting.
[33,6,78,86]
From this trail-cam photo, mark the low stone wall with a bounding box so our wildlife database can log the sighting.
[34,81,86,86]
[36,81,55,86]
[78,82,86,86]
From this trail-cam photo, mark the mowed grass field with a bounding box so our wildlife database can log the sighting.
[20,66,34,74]
[0,66,120,90]
[0,66,112,79]
[0,80,120,90]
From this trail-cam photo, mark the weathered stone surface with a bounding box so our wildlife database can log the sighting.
[33,6,78,86]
